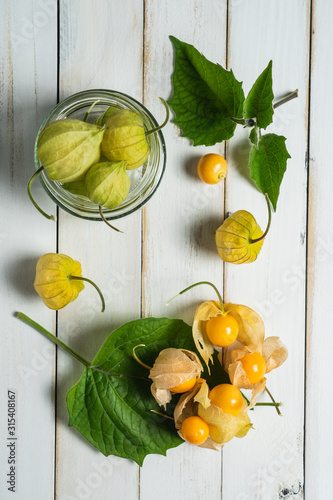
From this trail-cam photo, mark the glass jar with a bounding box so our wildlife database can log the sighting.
[34,89,166,221]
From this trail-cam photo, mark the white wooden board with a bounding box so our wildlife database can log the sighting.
[1,0,332,499]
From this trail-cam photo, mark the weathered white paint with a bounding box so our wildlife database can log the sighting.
[2,0,331,498]
[55,1,144,499]
[0,1,57,499]
[306,1,333,498]
[223,1,310,498]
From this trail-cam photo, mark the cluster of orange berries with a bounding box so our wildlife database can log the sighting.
[176,312,267,445]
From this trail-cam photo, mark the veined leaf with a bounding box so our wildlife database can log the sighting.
[66,318,196,466]
[249,134,290,211]
[168,36,245,146]
[245,61,274,129]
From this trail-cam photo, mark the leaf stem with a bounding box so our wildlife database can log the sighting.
[273,89,298,109]
[27,167,56,221]
[70,276,105,313]
[265,386,282,416]
[99,206,123,233]
[132,344,152,370]
[250,194,272,244]
[16,312,91,367]
[166,281,225,314]
[145,98,170,136]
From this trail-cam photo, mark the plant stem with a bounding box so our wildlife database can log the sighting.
[255,402,283,408]
[99,206,123,233]
[70,276,105,313]
[83,100,100,122]
[145,98,170,136]
[265,386,282,416]
[27,167,56,221]
[230,117,246,126]
[273,89,298,109]
[166,281,225,314]
[132,344,152,370]
[250,194,272,244]
[16,312,91,367]
[150,410,175,421]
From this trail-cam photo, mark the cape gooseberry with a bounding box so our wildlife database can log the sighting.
[100,98,169,170]
[28,119,105,220]
[85,160,130,232]
[37,119,105,182]
[34,253,105,312]
[215,194,271,264]
[62,180,88,198]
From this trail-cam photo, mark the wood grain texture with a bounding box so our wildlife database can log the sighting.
[223,1,310,499]
[55,1,143,498]
[0,1,58,499]
[2,0,332,498]
[306,0,333,497]
[140,1,226,498]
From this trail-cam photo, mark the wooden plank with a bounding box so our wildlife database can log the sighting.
[223,1,309,498]
[306,1,333,497]
[0,1,58,499]
[140,1,226,498]
[55,1,143,498]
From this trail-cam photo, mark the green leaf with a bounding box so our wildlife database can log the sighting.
[249,127,259,149]
[66,317,196,466]
[168,36,245,146]
[248,133,291,211]
[245,61,274,129]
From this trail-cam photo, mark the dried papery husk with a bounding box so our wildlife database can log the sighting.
[215,210,264,264]
[193,300,221,372]
[37,119,105,182]
[193,300,264,373]
[85,160,130,209]
[174,379,210,429]
[224,303,265,350]
[101,109,149,170]
[149,348,203,407]
[198,398,252,445]
[223,337,288,408]
[34,253,84,310]
[174,379,252,449]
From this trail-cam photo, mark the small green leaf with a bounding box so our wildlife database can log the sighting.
[66,317,196,466]
[249,133,291,211]
[168,36,245,146]
[245,61,274,129]
[249,127,259,149]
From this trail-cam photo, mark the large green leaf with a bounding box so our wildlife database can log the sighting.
[66,317,196,466]
[248,133,291,211]
[244,61,274,129]
[168,36,245,146]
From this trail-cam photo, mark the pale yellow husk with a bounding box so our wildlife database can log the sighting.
[174,379,252,449]
[223,337,288,408]
[34,253,84,310]
[149,348,203,407]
